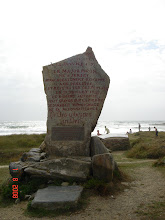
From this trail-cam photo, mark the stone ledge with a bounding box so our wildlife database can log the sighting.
[31,185,83,210]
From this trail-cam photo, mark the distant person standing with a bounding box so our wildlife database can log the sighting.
[138,123,141,132]
[154,127,158,136]
[105,126,110,134]
[129,129,132,134]
[148,127,151,131]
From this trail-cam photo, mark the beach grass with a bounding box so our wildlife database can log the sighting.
[0,168,10,185]
[0,134,45,165]
[127,131,165,159]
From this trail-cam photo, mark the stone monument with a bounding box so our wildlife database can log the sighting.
[42,47,110,157]
[10,47,118,183]
[9,47,121,210]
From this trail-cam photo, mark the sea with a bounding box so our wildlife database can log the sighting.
[0,120,165,136]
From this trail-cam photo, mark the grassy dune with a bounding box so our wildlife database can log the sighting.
[0,134,45,165]
[127,131,165,160]
[0,132,165,165]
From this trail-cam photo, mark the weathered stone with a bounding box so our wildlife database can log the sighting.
[42,47,110,157]
[101,137,131,151]
[25,195,31,200]
[31,186,83,210]
[15,198,20,204]
[20,149,47,163]
[41,152,47,159]
[69,156,91,163]
[21,152,41,162]
[25,194,36,201]
[114,161,119,172]
[24,158,91,181]
[90,136,109,157]
[92,153,114,182]
[29,193,35,200]
[39,141,46,152]
[9,162,24,180]
[26,156,41,162]
[121,182,130,187]
[29,148,41,153]
[20,153,28,162]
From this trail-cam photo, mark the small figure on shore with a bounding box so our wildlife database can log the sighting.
[138,123,141,132]
[105,126,110,134]
[126,129,132,134]
[97,130,101,136]
[154,127,158,136]
[148,127,151,131]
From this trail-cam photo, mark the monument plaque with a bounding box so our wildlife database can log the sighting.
[51,127,84,141]
[43,47,110,157]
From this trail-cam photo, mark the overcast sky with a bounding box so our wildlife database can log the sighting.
[0,0,165,121]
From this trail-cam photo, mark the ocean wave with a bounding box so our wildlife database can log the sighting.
[151,123,165,126]
[6,126,29,129]
[0,120,165,136]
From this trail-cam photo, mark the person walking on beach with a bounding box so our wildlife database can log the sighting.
[129,129,132,134]
[148,127,151,131]
[154,127,158,136]
[104,126,110,134]
[138,123,141,132]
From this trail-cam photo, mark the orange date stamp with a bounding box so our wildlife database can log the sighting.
[12,168,18,198]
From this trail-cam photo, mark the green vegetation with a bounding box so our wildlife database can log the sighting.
[126,131,165,159]
[135,201,165,219]
[0,134,45,164]
[0,167,10,185]
[153,156,165,167]
[0,178,48,206]
[84,178,109,196]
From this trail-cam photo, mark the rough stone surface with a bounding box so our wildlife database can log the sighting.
[20,149,47,162]
[9,162,24,180]
[90,136,109,157]
[92,153,114,182]
[15,198,20,204]
[42,47,110,157]
[26,156,41,162]
[114,161,119,172]
[101,137,131,151]
[39,141,46,151]
[24,158,91,181]
[31,186,83,210]
[29,148,41,153]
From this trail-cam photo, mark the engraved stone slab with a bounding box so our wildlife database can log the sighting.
[31,186,83,210]
[43,47,110,156]
[51,126,84,141]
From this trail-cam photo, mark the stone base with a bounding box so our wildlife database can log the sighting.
[92,153,114,182]
[10,157,92,182]
[9,140,119,183]
[31,186,83,210]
